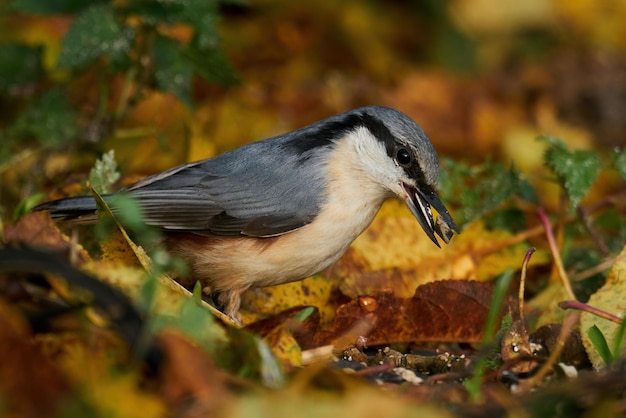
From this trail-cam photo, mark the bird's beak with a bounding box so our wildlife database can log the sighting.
[402,184,459,247]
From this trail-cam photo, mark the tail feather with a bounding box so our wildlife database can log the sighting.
[33,196,99,223]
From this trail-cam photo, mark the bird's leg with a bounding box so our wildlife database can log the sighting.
[208,286,249,324]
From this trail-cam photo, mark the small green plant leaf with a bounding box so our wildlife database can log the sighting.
[153,35,194,107]
[146,281,228,356]
[540,136,601,210]
[439,158,534,228]
[484,269,515,342]
[465,269,514,398]
[126,0,236,89]
[185,42,238,86]
[586,325,613,365]
[13,193,46,221]
[89,150,121,195]
[57,4,135,69]
[0,42,44,93]
[106,194,151,236]
[9,88,79,145]
[127,0,221,49]
[612,148,626,181]
[612,316,626,362]
[220,327,285,388]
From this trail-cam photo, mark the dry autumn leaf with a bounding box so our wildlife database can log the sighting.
[3,211,89,263]
[155,329,232,414]
[316,280,509,347]
[333,203,547,299]
[59,340,166,418]
[240,275,339,326]
[0,301,69,418]
[580,245,626,369]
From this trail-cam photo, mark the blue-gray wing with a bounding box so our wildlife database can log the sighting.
[126,140,328,237]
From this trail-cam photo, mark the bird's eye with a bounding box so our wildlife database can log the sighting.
[395,147,412,166]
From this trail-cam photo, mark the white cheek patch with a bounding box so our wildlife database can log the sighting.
[349,127,407,188]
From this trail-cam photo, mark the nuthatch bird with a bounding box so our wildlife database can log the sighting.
[35,106,459,320]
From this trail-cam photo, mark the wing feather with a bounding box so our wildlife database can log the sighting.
[127,138,330,237]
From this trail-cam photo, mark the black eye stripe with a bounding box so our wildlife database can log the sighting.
[357,112,434,192]
[281,109,434,194]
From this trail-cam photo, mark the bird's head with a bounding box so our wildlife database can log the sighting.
[340,106,459,246]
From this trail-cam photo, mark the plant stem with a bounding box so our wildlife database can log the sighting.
[537,208,576,300]
[558,300,623,324]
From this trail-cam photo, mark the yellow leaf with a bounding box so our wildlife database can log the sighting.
[264,326,302,372]
[60,343,166,418]
[241,275,336,326]
[224,369,454,418]
[580,245,626,369]
[337,201,548,298]
[528,283,572,327]
[555,0,626,48]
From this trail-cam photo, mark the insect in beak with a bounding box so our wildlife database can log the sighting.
[402,184,459,247]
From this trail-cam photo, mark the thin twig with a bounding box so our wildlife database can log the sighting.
[559,300,623,324]
[353,362,395,376]
[537,208,576,300]
[518,248,535,345]
[577,205,610,257]
[573,251,626,281]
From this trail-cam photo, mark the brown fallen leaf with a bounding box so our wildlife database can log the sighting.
[156,330,232,416]
[317,280,510,347]
[3,211,90,263]
[407,280,506,342]
[0,300,69,418]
